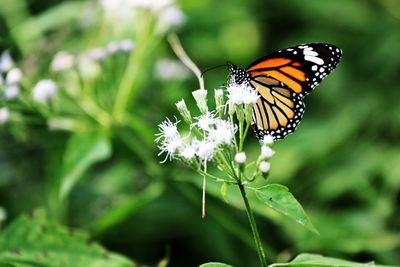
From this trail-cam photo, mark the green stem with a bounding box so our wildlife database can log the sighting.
[238,182,267,267]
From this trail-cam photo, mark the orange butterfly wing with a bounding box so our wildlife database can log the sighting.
[243,43,342,140]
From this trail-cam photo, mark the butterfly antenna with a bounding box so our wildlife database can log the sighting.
[200,64,228,77]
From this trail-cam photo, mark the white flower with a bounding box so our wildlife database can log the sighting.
[195,140,217,161]
[51,51,75,72]
[259,161,270,173]
[226,81,259,105]
[156,118,183,162]
[157,5,185,33]
[131,0,172,11]
[32,80,57,103]
[262,135,274,145]
[88,47,107,61]
[193,112,216,131]
[180,144,196,160]
[99,0,134,22]
[192,89,208,114]
[0,51,14,73]
[78,56,101,79]
[6,68,22,85]
[155,117,180,142]
[155,59,190,80]
[158,136,183,163]
[208,119,237,145]
[235,152,246,164]
[0,108,10,124]
[107,41,120,54]
[5,85,20,99]
[260,146,275,159]
[120,39,134,52]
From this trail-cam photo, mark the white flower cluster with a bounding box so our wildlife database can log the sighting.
[50,39,135,74]
[226,79,259,105]
[156,108,237,163]
[87,39,134,62]
[98,0,185,34]
[156,80,275,180]
[0,51,22,100]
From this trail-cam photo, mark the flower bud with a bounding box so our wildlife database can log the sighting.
[235,152,246,164]
[192,89,208,114]
[259,161,270,173]
[214,89,224,117]
[176,99,192,124]
[260,145,275,159]
[244,104,253,124]
[262,135,274,145]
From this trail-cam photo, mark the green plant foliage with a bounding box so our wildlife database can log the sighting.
[252,184,318,234]
[269,253,394,267]
[0,210,134,267]
[59,133,112,201]
[199,263,234,267]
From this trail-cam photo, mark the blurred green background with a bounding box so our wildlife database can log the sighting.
[0,0,399,266]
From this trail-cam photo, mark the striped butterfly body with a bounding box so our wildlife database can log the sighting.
[228,43,342,141]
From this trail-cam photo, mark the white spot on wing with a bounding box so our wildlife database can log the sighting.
[304,55,324,65]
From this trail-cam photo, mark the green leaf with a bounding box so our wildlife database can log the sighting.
[199,263,234,267]
[253,184,319,234]
[59,133,112,200]
[0,210,134,267]
[269,253,394,267]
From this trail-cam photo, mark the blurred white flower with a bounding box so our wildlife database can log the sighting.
[180,144,196,160]
[0,51,14,73]
[259,161,270,173]
[99,0,135,22]
[262,135,274,145]
[51,51,75,72]
[155,59,190,80]
[5,68,22,85]
[32,80,57,103]
[87,47,107,61]
[131,0,172,11]
[0,108,10,124]
[260,146,275,159]
[157,5,185,33]
[0,75,3,86]
[235,152,247,164]
[226,81,259,105]
[120,39,134,52]
[107,41,120,54]
[208,119,237,145]
[0,207,7,222]
[78,56,101,79]
[5,85,20,100]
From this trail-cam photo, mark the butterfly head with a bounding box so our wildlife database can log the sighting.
[227,62,249,85]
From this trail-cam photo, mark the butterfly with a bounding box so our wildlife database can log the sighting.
[228,43,342,141]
